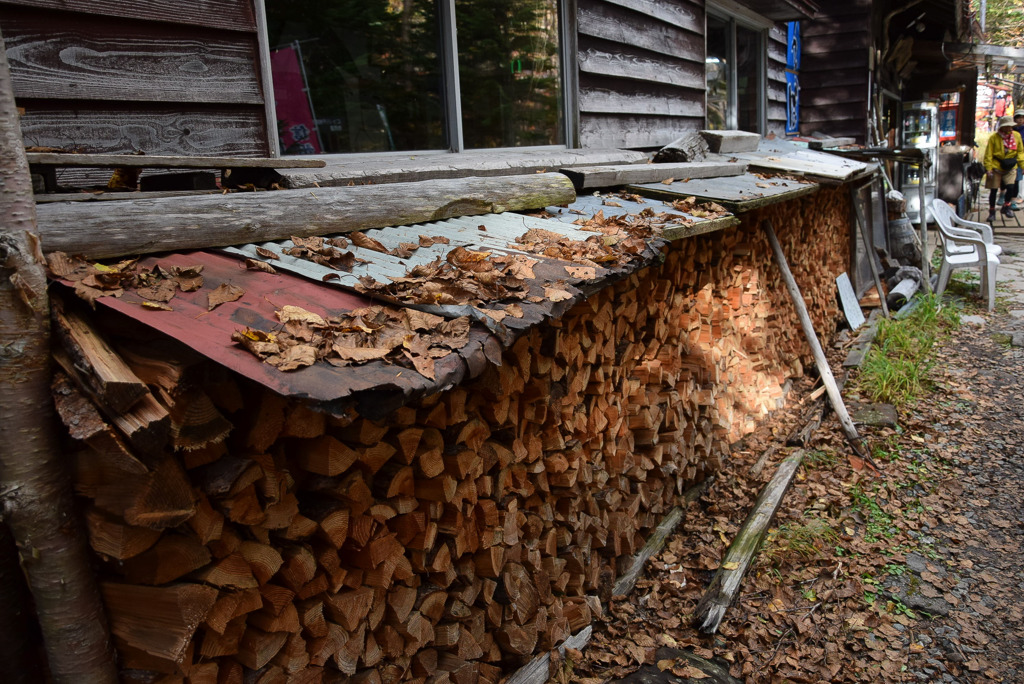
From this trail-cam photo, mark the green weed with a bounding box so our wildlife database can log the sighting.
[761,518,838,565]
[855,293,958,406]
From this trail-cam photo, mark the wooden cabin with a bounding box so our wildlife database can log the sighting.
[0,2,976,683]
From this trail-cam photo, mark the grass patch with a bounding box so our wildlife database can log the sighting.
[855,293,959,406]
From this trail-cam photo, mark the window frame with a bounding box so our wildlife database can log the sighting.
[256,0,578,158]
[705,2,769,135]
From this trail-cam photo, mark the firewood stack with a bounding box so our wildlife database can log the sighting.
[51,189,850,683]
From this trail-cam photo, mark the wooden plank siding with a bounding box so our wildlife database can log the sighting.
[0,1,269,164]
[798,2,872,143]
[576,0,706,149]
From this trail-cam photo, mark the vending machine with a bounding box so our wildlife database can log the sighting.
[901,100,938,221]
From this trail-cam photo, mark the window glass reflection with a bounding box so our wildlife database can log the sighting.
[706,14,729,131]
[266,1,445,154]
[456,0,563,148]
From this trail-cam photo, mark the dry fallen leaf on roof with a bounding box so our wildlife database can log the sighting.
[268,344,317,372]
[245,259,277,274]
[476,308,507,323]
[565,265,597,280]
[207,283,245,311]
[254,246,280,260]
[140,301,173,311]
[277,305,326,327]
[661,178,675,185]
[136,279,177,303]
[406,309,445,331]
[544,287,573,303]
[332,344,389,362]
[349,231,390,254]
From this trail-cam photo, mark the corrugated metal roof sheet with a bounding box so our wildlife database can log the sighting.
[224,210,665,343]
[57,251,501,418]
[543,193,741,239]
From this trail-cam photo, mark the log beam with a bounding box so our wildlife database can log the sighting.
[33,174,577,260]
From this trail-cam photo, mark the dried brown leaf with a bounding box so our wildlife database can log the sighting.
[245,259,278,274]
[350,231,390,254]
[277,305,326,326]
[207,283,245,311]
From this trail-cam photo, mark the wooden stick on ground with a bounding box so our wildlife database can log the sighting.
[612,479,710,597]
[763,220,876,469]
[694,450,805,634]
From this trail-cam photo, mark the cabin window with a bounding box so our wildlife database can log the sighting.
[263,0,564,155]
[705,10,765,133]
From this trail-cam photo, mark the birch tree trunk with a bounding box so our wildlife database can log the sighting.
[0,30,118,683]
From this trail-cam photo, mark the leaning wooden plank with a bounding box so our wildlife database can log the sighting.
[694,450,805,634]
[612,479,711,596]
[51,297,148,413]
[763,219,872,464]
[504,626,593,684]
[101,582,218,662]
[560,161,745,190]
[26,153,325,169]
[34,173,577,259]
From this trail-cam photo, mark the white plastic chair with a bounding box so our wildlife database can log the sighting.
[929,199,1002,258]
[929,198,1000,311]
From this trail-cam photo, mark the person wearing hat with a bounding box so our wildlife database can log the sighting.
[983,115,1024,222]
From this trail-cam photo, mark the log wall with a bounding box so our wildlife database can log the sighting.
[58,188,852,683]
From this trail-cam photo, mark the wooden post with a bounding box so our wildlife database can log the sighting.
[0,30,118,683]
[763,220,871,462]
[851,182,890,318]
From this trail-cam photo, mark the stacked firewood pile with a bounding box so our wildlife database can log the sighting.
[52,190,850,683]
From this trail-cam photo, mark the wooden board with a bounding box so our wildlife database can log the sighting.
[579,85,704,118]
[3,0,257,32]
[628,173,820,213]
[580,114,699,150]
[278,148,648,189]
[598,0,702,33]
[4,13,264,104]
[559,161,745,190]
[27,153,325,170]
[578,46,704,90]
[578,1,703,63]
[18,107,269,158]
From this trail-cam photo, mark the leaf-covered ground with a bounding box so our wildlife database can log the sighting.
[567,262,1024,683]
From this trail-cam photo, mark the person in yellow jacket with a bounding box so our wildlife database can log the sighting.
[984,115,1024,223]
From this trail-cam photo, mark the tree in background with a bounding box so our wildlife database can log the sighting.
[972,0,1023,109]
